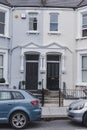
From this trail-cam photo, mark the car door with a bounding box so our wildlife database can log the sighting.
[0,91,14,119]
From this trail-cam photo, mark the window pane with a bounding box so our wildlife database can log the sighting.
[0,69,3,78]
[0,55,3,66]
[82,70,87,82]
[50,14,58,23]
[50,23,58,31]
[0,23,4,34]
[0,92,11,100]
[26,54,39,61]
[12,92,24,99]
[47,55,60,61]
[82,29,87,37]
[0,12,5,23]
[82,56,87,69]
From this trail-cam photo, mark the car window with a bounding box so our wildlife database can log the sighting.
[12,91,24,99]
[0,91,12,100]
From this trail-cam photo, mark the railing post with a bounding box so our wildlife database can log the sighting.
[59,88,61,107]
[41,79,44,106]
[42,88,44,106]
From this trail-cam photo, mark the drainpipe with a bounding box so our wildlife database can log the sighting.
[41,0,46,6]
[9,7,15,86]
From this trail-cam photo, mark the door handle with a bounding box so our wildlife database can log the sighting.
[8,104,12,105]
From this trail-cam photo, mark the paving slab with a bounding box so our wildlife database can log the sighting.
[41,106,68,118]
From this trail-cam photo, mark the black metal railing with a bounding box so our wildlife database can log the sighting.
[62,89,87,99]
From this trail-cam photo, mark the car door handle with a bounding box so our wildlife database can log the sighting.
[8,104,12,105]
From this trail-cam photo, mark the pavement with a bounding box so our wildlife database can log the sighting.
[41,106,68,119]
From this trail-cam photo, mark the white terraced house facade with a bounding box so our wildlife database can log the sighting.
[0,0,87,95]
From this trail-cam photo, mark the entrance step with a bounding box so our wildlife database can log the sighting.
[29,90,42,101]
[44,90,63,106]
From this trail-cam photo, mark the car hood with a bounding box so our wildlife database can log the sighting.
[69,99,87,108]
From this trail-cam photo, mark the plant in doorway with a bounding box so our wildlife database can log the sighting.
[19,80,26,89]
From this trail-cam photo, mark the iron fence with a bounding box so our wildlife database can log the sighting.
[62,89,87,99]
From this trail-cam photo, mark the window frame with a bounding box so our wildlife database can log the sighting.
[28,12,38,33]
[0,11,5,35]
[0,54,4,78]
[82,55,87,82]
[82,13,87,37]
[77,9,87,39]
[0,50,8,84]
[49,13,59,32]
[76,51,87,86]
[0,7,9,37]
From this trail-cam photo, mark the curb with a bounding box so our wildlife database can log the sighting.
[41,116,68,121]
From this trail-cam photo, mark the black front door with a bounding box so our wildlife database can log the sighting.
[47,62,59,90]
[26,62,38,90]
[25,54,39,90]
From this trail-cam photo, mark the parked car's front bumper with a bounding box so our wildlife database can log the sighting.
[67,109,84,123]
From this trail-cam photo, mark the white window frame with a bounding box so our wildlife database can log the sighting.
[0,6,9,37]
[0,11,5,35]
[49,13,59,32]
[82,13,87,37]
[28,12,39,34]
[0,49,8,84]
[48,12,61,35]
[82,55,87,82]
[77,8,87,39]
[76,50,87,86]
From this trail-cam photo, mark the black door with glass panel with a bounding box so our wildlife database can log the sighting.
[25,54,39,90]
[47,55,60,90]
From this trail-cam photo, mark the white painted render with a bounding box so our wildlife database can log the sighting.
[0,4,87,91]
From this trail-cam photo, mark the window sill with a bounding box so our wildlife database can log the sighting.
[0,34,10,39]
[76,36,87,41]
[26,31,39,34]
[48,31,61,35]
[76,82,87,86]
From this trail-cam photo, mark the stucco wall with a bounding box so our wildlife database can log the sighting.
[11,7,76,89]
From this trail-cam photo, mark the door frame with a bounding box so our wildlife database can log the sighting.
[24,53,39,90]
[46,54,61,90]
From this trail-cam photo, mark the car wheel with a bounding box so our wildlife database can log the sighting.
[10,111,28,129]
[83,113,87,127]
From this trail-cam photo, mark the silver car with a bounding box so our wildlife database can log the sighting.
[67,99,87,127]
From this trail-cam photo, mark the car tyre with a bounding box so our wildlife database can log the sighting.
[10,111,28,129]
[83,113,87,127]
